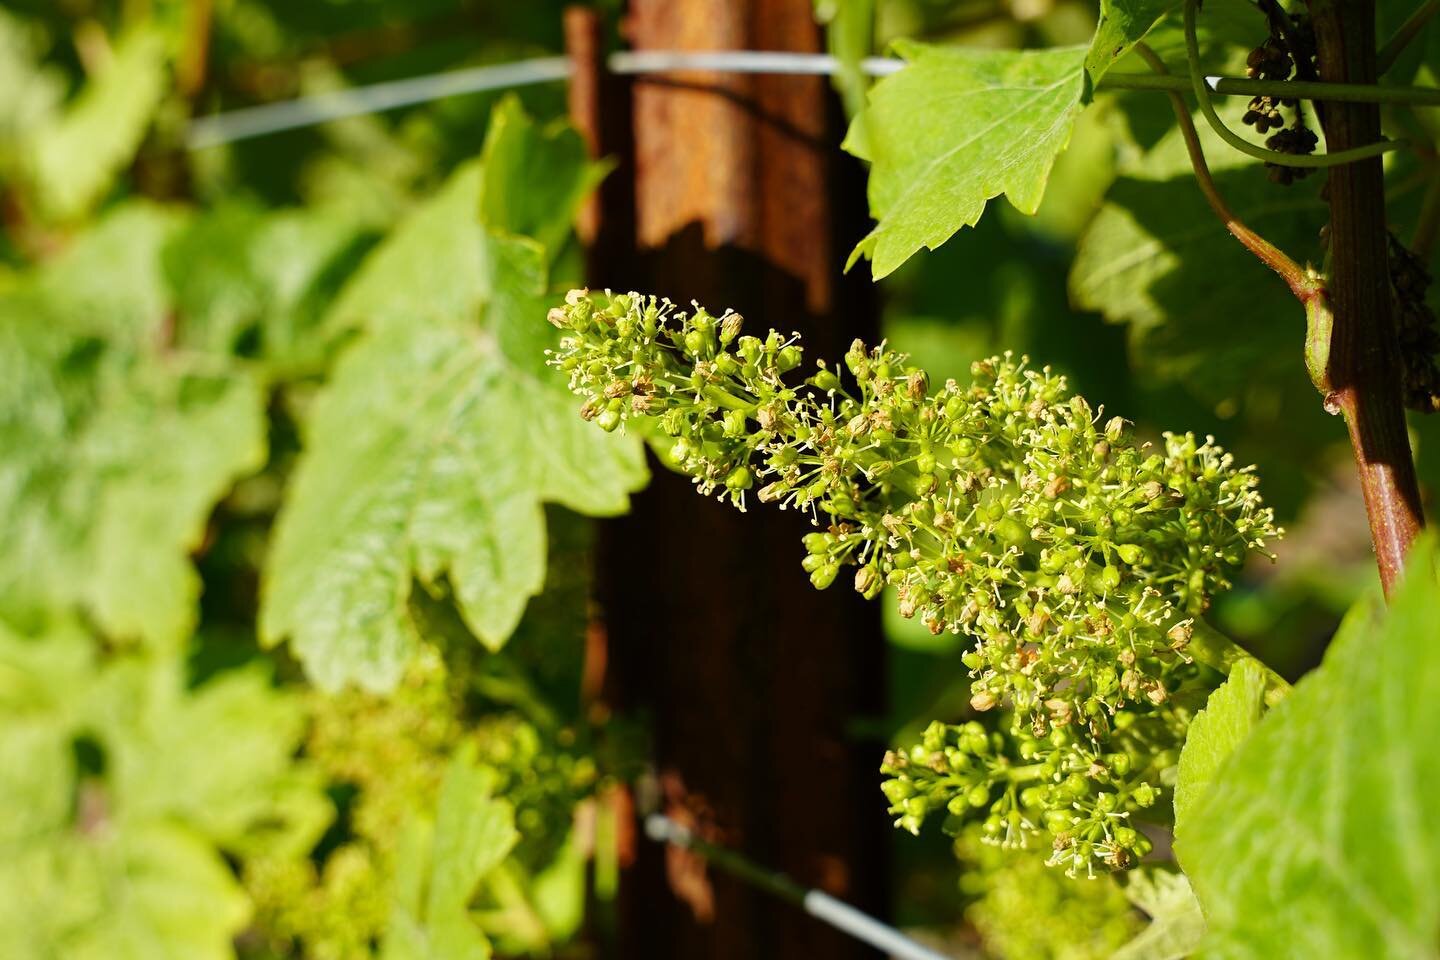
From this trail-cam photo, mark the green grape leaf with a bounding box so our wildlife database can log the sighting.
[163,203,374,369]
[25,27,168,221]
[1085,0,1178,87]
[0,207,267,648]
[1180,536,1440,959]
[59,824,254,960]
[325,94,595,339]
[85,658,331,857]
[381,746,519,960]
[1172,657,1267,839]
[29,202,181,344]
[0,9,64,151]
[845,41,1088,278]
[1114,869,1206,960]
[262,123,645,691]
[524,835,587,945]
[1069,97,1327,398]
[86,371,268,645]
[477,97,611,260]
[0,623,327,960]
[323,163,491,337]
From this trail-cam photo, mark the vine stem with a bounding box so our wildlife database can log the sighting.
[1309,0,1425,596]
[1132,42,1317,299]
[1183,0,1404,167]
[1377,0,1440,74]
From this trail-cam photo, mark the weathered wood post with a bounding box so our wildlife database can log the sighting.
[565,3,889,956]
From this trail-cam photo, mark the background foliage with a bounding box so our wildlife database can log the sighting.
[1,0,1437,957]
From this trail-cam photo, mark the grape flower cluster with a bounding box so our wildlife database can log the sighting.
[548,289,1281,876]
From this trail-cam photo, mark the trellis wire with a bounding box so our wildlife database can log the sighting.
[643,813,955,960]
[186,48,1440,150]
[185,52,903,148]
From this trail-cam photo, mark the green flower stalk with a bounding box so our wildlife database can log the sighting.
[548,289,1282,876]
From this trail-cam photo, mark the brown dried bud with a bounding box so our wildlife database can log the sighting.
[970,690,998,712]
[1167,621,1193,650]
[907,370,930,400]
[898,594,918,619]
[1044,476,1071,499]
[720,312,744,343]
[1045,698,1074,726]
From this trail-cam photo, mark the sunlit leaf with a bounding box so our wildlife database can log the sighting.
[1181,537,1440,958]
[846,42,1088,278]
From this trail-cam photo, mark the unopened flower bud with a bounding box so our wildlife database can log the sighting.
[810,562,840,590]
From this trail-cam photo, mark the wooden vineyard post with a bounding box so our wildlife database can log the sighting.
[564,4,890,957]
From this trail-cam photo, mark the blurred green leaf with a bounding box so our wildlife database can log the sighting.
[814,0,876,148]
[477,97,609,262]
[25,27,169,221]
[262,109,645,691]
[381,746,518,960]
[0,9,63,157]
[0,206,267,648]
[28,202,181,343]
[1181,536,1440,958]
[163,203,374,369]
[0,621,327,960]
[1113,869,1206,960]
[845,41,1088,278]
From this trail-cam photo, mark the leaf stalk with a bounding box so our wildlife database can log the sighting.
[1132,43,1316,299]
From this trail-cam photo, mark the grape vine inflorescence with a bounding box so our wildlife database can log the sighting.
[549,289,1280,876]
